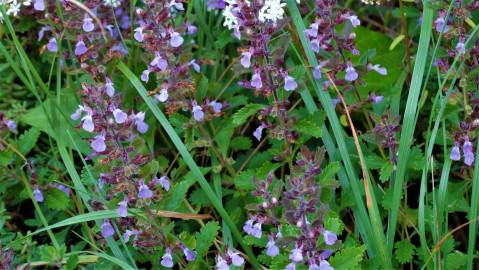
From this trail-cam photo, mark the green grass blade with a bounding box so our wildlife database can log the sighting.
[386,0,434,252]
[117,62,260,268]
[466,140,479,269]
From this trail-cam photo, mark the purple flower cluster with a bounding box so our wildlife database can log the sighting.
[242,147,338,269]
[215,249,245,270]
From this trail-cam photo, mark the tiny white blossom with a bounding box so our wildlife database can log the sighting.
[258,0,287,23]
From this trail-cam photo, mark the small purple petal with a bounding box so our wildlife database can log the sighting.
[170,31,184,47]
[113,109,128,124]
[216,256,229,270]
[157,176,170,191]
[117,200,128,217]
[289,245,303,262]
[5,120,16,131]
[91,134,106,152]
[34,0,45,11]
[161,248,174,268]
[134,27,144,42]
[155,89,169,102]
[101,220,115,238]
[138,182,153,199]
[313,65,322,80]
[253,125,265,141]
[228,250,244,267]
[209,101,222,113]
[266,238,279,257]
[251,72,263,89]
[141,69,150,82]
[450,144,461,161]
[33,187,44,202]
[286,263,296,270]
[105,78,115,97]
[192,105,204,122]
[83,16,95,32]
[323,230,337,245]
[75,40,87,56]
[240,51,252,68]
[345,65,358,82]
[183,248,196,261]
[189,59,200,72]
[347,15,360,27]
[319,260,333,270]
[47,38,58,53]
[81,115,95,132]
[284,75,298,91]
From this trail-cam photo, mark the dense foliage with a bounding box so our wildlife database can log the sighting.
[0,0,479,269]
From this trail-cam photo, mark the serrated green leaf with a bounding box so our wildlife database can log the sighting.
[16,127,40,155]
[394,240,415,264]
[195,221,219,257]
[295,118,322,138]
[232,104,265,127]
[445,251,467,270]
[380,162,394,183]
[319,161,340,184]
[44,188,70,211]
[189,188,211,207]
[324,215,343,234]
[329,245,366,269]
[230,136,252,150]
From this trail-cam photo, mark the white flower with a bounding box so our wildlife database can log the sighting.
[222,0,239,30]
[258,0,287,23]
[103,0,121,7]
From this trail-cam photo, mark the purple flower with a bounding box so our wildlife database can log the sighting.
[309,264,320,270]
[286,263,296,270]
[240,50,252,68]
[192,105,204,122]
[34,0,45,11]
[347,15,361,27]
[82,15,94,32]
[150,53,168,71]
[253,124,265,141]
[71,105,85,120]
[434,16,448,33]
[161,248,174,268]
[134,112,148,133]
[189,59,201,72]
[215,256,229,270]
[33,187,44,202]
[155,88,169,103]
[101,220,115,238]
[74,40,87,56]
[157,176,171,191]
[367,63,387,75]
[243,219,262,238]
[266,237,279,257]
[170,31,184,47]
[345,64,358,82]
[4,120,16,131]
[463,139,475,166]
[187,24,198,35]
[113,109,128,124]
[105,78,115,97]
[91,134,106,152]
[313,65,322,80]
[81,115,95,132]
[209,101,223,113]
[47,38,58,53]
[227,250,244,267]
[117,200,128,217]
[38,26,50,41]
[138,181,153,199]
[284,75,298,91]
[450,143,461,161]
[52,183,70,196]
[319,260,333,270]
[305,22,319,37]
[124,229,140,243]
[289,245,303,262]
[332,98,339,108]
[251,72,263,89]
[134,27,144,42]
[323,230,337,245]
[141,69,150,82]
[183,247,196,261]
[456,41,466,55]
